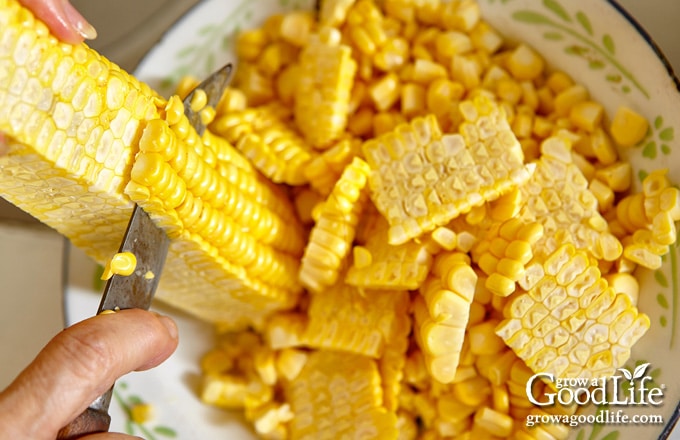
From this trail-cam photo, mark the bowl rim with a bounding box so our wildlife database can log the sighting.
[603,4,680,436]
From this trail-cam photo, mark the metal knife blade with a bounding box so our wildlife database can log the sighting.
[56,62,233,439]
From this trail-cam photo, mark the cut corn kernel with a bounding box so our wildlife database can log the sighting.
[610,105,649,147]
[517,135,622,262]
[101,251,137,280]
[2,2,675,438]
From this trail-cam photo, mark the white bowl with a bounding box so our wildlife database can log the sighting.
[126,0,680,438]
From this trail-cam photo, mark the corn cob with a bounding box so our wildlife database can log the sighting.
[363,96,533,245]
[496,243,650,379]
[286,350,398,439]
[294,29,357,149]
[0,0,308,328]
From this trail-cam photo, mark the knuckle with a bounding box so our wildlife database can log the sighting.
[56,327,117,381]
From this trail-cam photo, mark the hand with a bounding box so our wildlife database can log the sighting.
[0,309,179,439]
[18,0,97,44]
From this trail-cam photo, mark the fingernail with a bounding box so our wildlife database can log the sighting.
[64,2,97,40]
[155,313,179,340]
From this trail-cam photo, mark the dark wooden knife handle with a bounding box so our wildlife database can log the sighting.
[56,407,111,439]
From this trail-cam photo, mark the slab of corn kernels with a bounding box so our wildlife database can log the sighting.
[1,0,676,438]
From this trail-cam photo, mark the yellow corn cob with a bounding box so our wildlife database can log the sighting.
[299,157,371,292]
[294,29,357,149]
[363,96,532,245]
[0,0,307,328]
[346,215,433,289]
[286,350,398,439]
[413,253,477,383]
[496,243,650,379]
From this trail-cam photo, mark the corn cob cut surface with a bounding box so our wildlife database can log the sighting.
[294,31,357,149]
[363,96,532,245]
[0,0,307,327]
[346,214,432,290]
[496,243,650,379]
[286,350,398,440]
[517,135,622,263]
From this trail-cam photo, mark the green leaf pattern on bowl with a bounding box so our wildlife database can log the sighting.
[507,0,649,98]
[114,382,178,439]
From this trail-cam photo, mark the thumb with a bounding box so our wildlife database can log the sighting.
[0,309,178,440]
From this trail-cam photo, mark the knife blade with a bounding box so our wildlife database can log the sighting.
[56,62,232,439]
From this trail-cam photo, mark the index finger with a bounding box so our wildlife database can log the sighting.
[0,309,178,440]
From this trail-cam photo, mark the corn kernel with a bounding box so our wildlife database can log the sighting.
[473,406,513,437]
[506,44,544,81]
[553,84,588,117]
[595,161,632,193]
[610,106,649,147]
[369,72,401,111]
[569,100,603,132]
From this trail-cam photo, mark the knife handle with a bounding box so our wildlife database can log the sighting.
[56,406,111,439]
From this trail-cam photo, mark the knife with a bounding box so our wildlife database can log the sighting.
[56,62,232,439]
